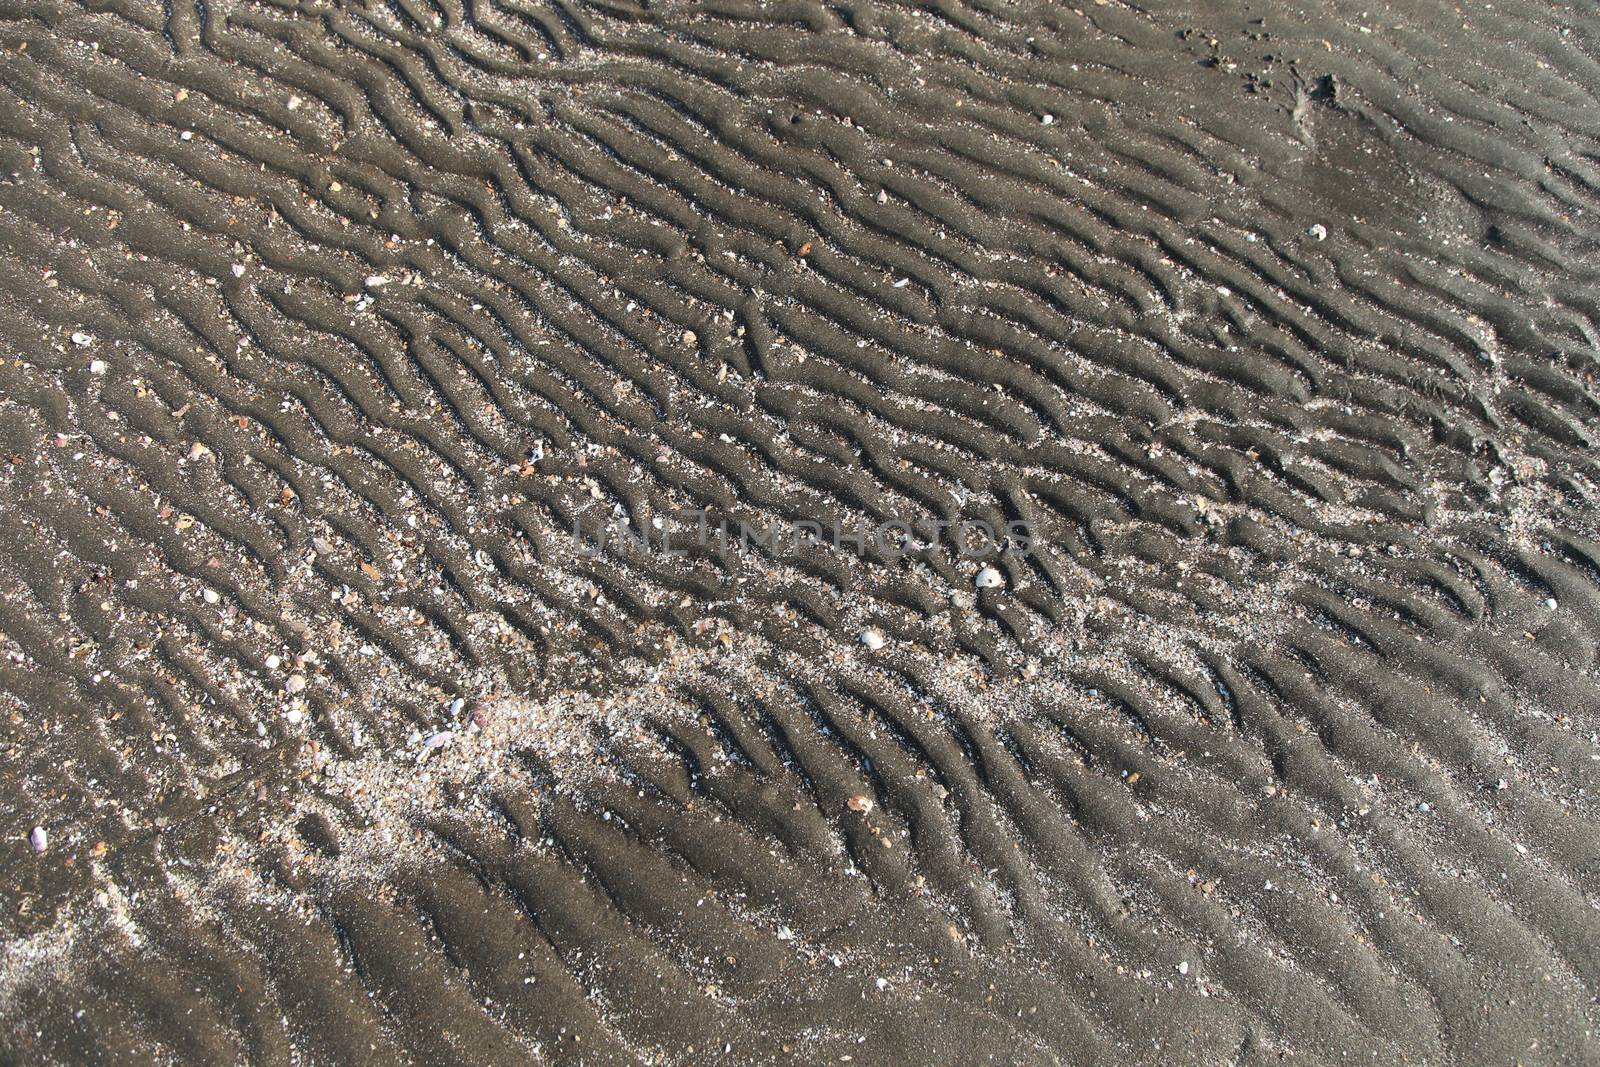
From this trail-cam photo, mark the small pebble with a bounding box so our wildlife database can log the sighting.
[88,359,108,376]
[847,795,874,814]
[1040,113,1054,125]
[284,673,307,694]
[1178,961,1189,976]
[202,587,220,605]
[28,826,47,853]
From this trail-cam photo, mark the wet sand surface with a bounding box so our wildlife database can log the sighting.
[1,0,1599,1062]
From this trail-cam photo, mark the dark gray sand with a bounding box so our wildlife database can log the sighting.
[1,0,1599,1062]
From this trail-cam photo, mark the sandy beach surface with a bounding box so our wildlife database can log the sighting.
[1,0,1599,1062]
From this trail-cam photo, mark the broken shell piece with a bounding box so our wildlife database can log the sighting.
[29,826,47,853]
[846,795,874,814]
[284,673,307,694]
[419,731,454,759]
[71,332,93,347]
[858,627,885,651]
[88,360,108,376]
[975,566,1004,589]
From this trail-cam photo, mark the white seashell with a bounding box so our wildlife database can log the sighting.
[420,731,454,759]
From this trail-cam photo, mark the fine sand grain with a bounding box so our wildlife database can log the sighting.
[1,0,1599,1063]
